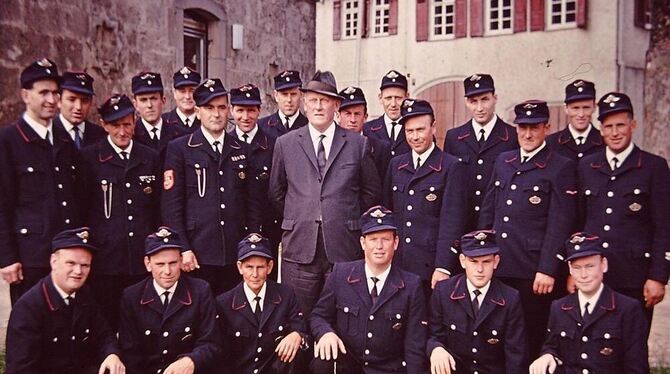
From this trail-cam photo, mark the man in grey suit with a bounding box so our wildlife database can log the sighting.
[269,70,381,315]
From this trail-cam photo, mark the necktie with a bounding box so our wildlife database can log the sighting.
[65,295,74,307]
[254,296,262,322]
[242,133,250,144]
[150,127,160,149]
[73,125,82,149]
[370,277,380,305]
[390,121,398,141]
[45,130,53,146]
[120,151,128,161]
[213,140,221,160]
[478,128,486,147]
[576,136,584,146]
[612,157,619,170]
[184,118,190,127]
[284,116,290,130]
[472,289,481,316]
[521,156,529,164]
[317,134,327,176]
[583,301,591,319]
[162,291,170,313]
[416,156,422,170]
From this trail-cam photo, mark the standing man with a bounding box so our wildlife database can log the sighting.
[547,79,604,161]
[338,85,391,181]
[162,78,262,295]
[119,227,222,374]
[79,94,161,329]
[529,233,649,374]
[309,206,428,373]
[163,66,202,133]
[216,233,309,373]
[363,70,411,159]
[258,70,308,138]
[428,230,527,374]
[54,71,106,150]
[6,227,125,374]
[230,84,282,270]
[577,92,670,325]
[269,71,381,315]
[131,71,189,160]
[0,58,80,304]
[383,99,468,295]
[478,100,577,359]
[442,74,518,233]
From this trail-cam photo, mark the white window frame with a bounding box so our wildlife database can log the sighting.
[546,0,577,30]
[183,15,208,76]
[342,0,361,39]
[485,0,513,35]
[370,0,391,37]
[430,0,456,40]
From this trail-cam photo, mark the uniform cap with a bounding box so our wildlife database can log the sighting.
[338,86,367,110]
[173,66,201,88]
[514,100,550,125]
[145,227,184,256]
[459,230,499,257]
[131,72,164,95]
[597,92,633,122]
[273,70,302,91]
[51,227,98,253]
[20,58,60,88]
[60,71,94,96]
[194,78,228,106]
[380,70,408,91]
[565,232,604,261]
[238,233,274,261]
[399,98,434,124]
[230,83,262,106]
[99,94,135,123]
[463,74,495,97]
[564,79,596,104]
[360,205,397,235]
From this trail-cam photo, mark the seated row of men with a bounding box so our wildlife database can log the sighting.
[6,207,649,374]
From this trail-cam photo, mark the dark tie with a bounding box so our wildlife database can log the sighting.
[73,125,82,149]
[317,134,327,176]
[120,151,129,161]
[416,156,422,170]
[242,133,250,144]
[213,140,221,160]
[184,118,190,127]
[254,296,262,322]
[521,156,529,164]
[472,289,481,316]
[45,130,52,146]
[284,116,290,130]
[583,301,591,319]
[370,277,380,305]
[162,291,170,313]
[576,135,584,146]
[65,295,74,307]
[478,128,486,147]
[390,121,398,142]
[150,127,160,149]
[612,157,619,170]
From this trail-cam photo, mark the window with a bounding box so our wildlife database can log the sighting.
[370,0,391,36]
[342,0,361,38]
[183,13,208,75]
[547,0,577,28]
[486,0,513,34]
[431,0,456,39]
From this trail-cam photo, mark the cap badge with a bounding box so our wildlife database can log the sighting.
[76,74,87,80]
[570,235,585,244]
[36,58,53,67]
[239,84,253,92]
[469,74,481,81]
[76,230,89,240]
[370,209,386,218]
[386,71,399,79]
[603,94,620,108]
[343,86,356,95]
[204,79,215,88]
[248,233,262,243]
[523,103,537,109]
[179,66,191,75]
[573,80,585,87]
[109,96,121,105]
[140,73,155,80]
[280,71,293,77]
[156,228,171,238]
[403,100,415,108]
[474,232,487,241]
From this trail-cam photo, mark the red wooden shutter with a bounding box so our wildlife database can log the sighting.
[470,0,484,37]
[455,0,468,38]
[416,0,429,41]
[513,0,527,32]
[576,0,588,29]
[333,0,342,40]
[530,0,545,31]
[389,0,399,35]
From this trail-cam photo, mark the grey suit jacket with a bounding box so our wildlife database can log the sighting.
[269,124,381,264]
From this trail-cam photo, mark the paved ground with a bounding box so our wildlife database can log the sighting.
[0,282,668,366]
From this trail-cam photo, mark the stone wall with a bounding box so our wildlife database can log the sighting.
[0,0,316,126]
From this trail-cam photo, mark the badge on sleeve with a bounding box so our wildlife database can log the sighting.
[163,170,175,190]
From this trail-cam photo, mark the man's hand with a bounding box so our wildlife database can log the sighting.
[430,346,456,374]
[533,272,555,295]
[314,332,346,361]
[431,270,450,289]
[275,331,302,363]
[98,353,125,374]
[643,279,666,308]
[163,356,195,374]
[565,275,576,294]
[529,353,557,374]
[1,262,23,284]
[181,250,199,272]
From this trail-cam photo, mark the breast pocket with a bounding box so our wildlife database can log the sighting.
[336,303,360,337]
[623,187,649,217]
[522,181,550,214]
[17,164,46,202]
[185,158,208,189]
[444,320,468,348]
[592,327,623,365]
[420,184,444,216]
[383,310,406,339]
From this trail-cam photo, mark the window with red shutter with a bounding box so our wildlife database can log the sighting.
[546,0,584,30]
[513,0,527,33]
[530,0,545,31]
[485,0,514,35]
[431,0,457,39]
[417,0,430,41]
[339,0,362,40]
[370,0,391,36]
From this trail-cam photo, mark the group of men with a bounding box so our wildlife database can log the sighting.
[0,56,668,373]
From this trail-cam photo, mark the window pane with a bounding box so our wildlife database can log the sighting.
[566,2,576,11]
[502,20,510,28]
[566,13,575,22]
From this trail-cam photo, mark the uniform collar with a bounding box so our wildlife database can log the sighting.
[176,108,197,127]
[466,278,491,301]
[201,127,225,148]
[23,112,52,141]
[471,115,498,141]
[606,142,635,168]
[412,142,436,168]
[235,124,259,143]
[520,141,547,162]
[577,282,604,315]
[153,279,179,300]
[107,135,133,156]
[567,123,592,142]
[141,117,163,138]
[59,113,85,134]
[243,281,267,310]
[52,277,76,301]
[364,263,392,294]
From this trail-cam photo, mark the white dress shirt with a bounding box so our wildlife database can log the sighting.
[471,115,498,142]
[520,141,547,163]
[107,136,134,158]
[153,279,179,305]
[23,112,53,144]
[59,113,85,141]
[243,282,267,312]
[606,142,634,170]
[568,123,592,145]
[176,108,197,128]
[308,122,336,159]
[142,118,163,140]
[235,125,259,144]
[365,264,392,295]
[411,143,435,170]
[202,128,225,153]
[384,114,402,141]
[279,110,301,129]
[578,283,604,316]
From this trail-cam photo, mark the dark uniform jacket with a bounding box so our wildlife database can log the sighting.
[119,275,222,374]
[162,108,201,134]
[546,125,604,161]
[162,130,262,267]
[133,118,189,163]
[383,147,468,278]
[0,118,80,268]
[541,285,649,374]
[5,276,120,374]
[427,274,527,374]
[479,147,578,279]
[53,116,107,149]
[367,134,392,181]
[216,280,308,373]
[442,117,519,232]
[310,260,429,374]
[577,146,670,290]
[79,139,161,275]
[363,115,411,158]
[258,111,308,139]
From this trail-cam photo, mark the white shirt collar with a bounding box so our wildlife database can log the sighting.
[235,124,259,143]
[52,279,76,301]
[568,123,592,144]
[243,281,267,311]
[520,141,547,162]
[176,108,197,127]
[23,112,52,141]
[471,115,498,141]
[606,141,635,169]
[578,283,604,315]
[201,128,226,150]
[412,142,435,169]
[308,122,336,158]
[279,110,300,128]
[107,135,133,156]
[365,263,392,294]
[59,113,85,135]
[142,117,163,139]
[384,114,402,139]
[153,279,179,302]
[466,278,491,302]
